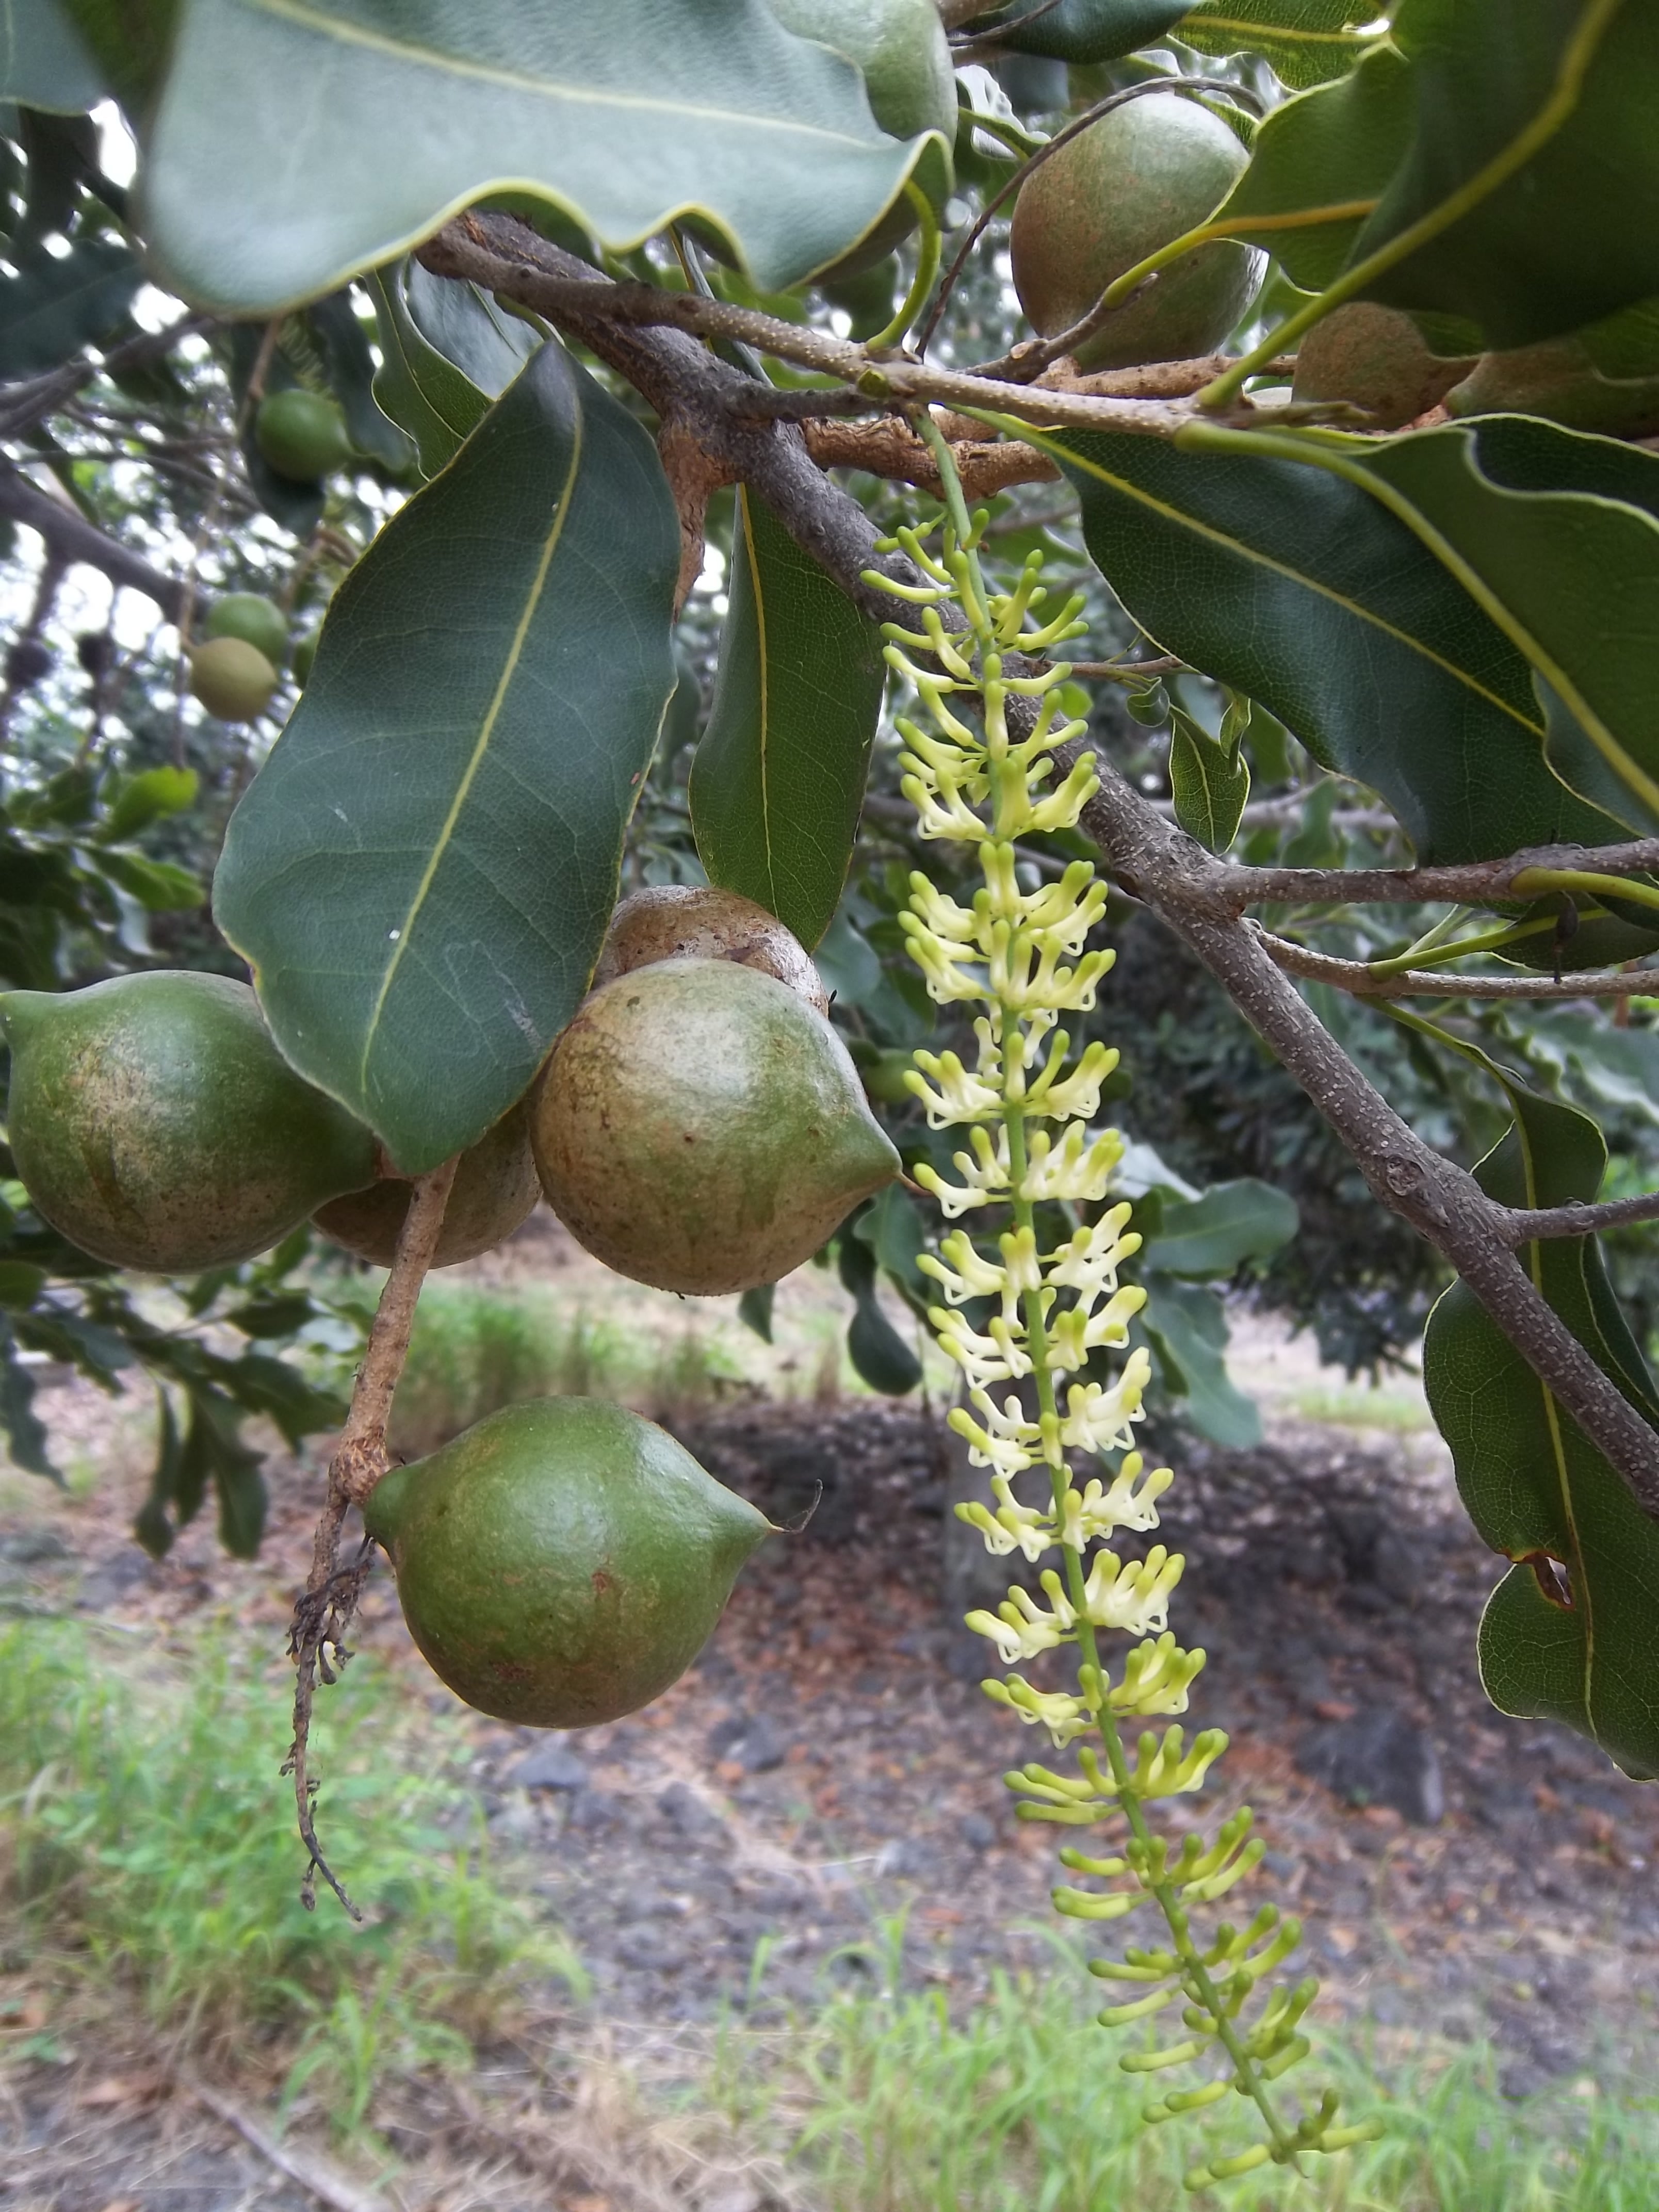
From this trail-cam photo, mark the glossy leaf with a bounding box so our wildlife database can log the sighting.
[1140,1177,1298,1278]
[0,0,103,111]
[1211,46,1412,292]
[1177,0,1385,88]
[1422,1063,1659,1779]
[215,338,680,1173]
[1356,0,1659,348]
[368,262,495,479]
[0,1317,54,1479]
[1329,417,1659,836]
[1040,426,1631,865]
[1167,707,1250,854]
[1141,1277,1261,1448]
[399,260,539,399]
[0,235,140,376]
[691,483,885,950]
[840,1234,922,1396]
[140,0,939,314]
[981,1,1190,62]
[307,287,415,474]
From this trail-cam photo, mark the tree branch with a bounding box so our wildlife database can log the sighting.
[1261,928,1659,1000]
[0,463,185,622]
[1075,754,1659,1517]
[287,1157,458,1915]
[1201,842,1659,913]
[417,212,1292,444]
[444,210,1659,1524]
[1504,1191,1659,1244]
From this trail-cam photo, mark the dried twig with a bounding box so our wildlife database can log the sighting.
[285,1156,458,1915]
[1260,927,1659,1000]
[178,2070,396,2212]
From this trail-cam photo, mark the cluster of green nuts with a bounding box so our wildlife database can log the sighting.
[0,884,897,1731]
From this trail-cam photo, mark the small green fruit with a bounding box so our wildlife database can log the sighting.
[849,1038,917,1107]
[1011,93,1260,371]
[532,958,899,1295]
[364,1397,772,1727]
[202,592,288,668]
[593,884,829,1015]
[290,626,320,687]
[314,1100,540,1268]
[1,971,377,1273]
[189,636,278,723]
[254,388,353,482]
[1292,303,1473,429]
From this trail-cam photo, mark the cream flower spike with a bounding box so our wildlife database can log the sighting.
[863,456,1362,2176]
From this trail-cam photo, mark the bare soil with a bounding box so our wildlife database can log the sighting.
[4,1308,1658,2207]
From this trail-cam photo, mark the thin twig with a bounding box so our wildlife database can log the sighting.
[178,2070,395,2212]
[286,1155,458,1915]
[1504,1191,1659,1244]
[1260,928,1659,999]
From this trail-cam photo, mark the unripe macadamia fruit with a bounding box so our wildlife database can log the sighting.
[593,884,829,1015]
[1011,93,1260,371]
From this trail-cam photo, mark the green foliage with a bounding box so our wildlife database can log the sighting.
[1166,705,1250,853]
[1423,1048,1659,1778]
[368,259,530,478]
[0,235,140,378]
[1046,427,1635,869]
[0,1617,581,2133]
[710,1937,1659,2209]
[216,337,680,1173]
[1177,0,1388,90]
[133,0,938,312]
[692,483,886,950]
[973,1,1191,64]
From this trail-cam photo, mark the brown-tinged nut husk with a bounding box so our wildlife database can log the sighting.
[1292,303,1474,429]
[593,883,829,1015]
[314,1099,539,1268]
[532,957,898,1295]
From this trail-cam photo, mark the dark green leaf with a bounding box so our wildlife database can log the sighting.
[691,483,885,949]
[1211,45,1412,292]
[980,1,1190,63]
[0,1260,46,1308]
[214,1351,343,1447]
[215,339,680,1173]
[367,263,494,479]
[0,0,104,111]
[1356,0,1659,348]
[134,1392,183,1557]
[1177,0,1386,88]
[1422,1060,1659,1778]
[738,1283,775,1343]
[0,1315,54,1479]
[1167,706,1250,853]
[1314,416,1659,838]
[852,1182,928,1296]
[1141,1178,1298,1277]
[1043,426,1630,865]
[13,108,101,252]
[307,287,415,474]
[840,1235,922,1395]
[188,1393,266,1558]
[0,235,140,376]
[401,261,538,400]
[1141,1276,1261,1446]
[223,1293,315,1340]
[140,0,937,313]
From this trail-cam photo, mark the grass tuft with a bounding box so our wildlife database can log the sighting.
[0,1617,581,2134]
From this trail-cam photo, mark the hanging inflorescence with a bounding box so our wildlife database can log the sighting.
[863,433,1377,2190]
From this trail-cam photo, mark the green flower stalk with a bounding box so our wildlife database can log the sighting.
[864,429,1377,2189]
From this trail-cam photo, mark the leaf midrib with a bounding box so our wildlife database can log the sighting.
[1043,432,1544,735]
[247,0,891,151]
[739,488,779,912]
[358,369,585,1093]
